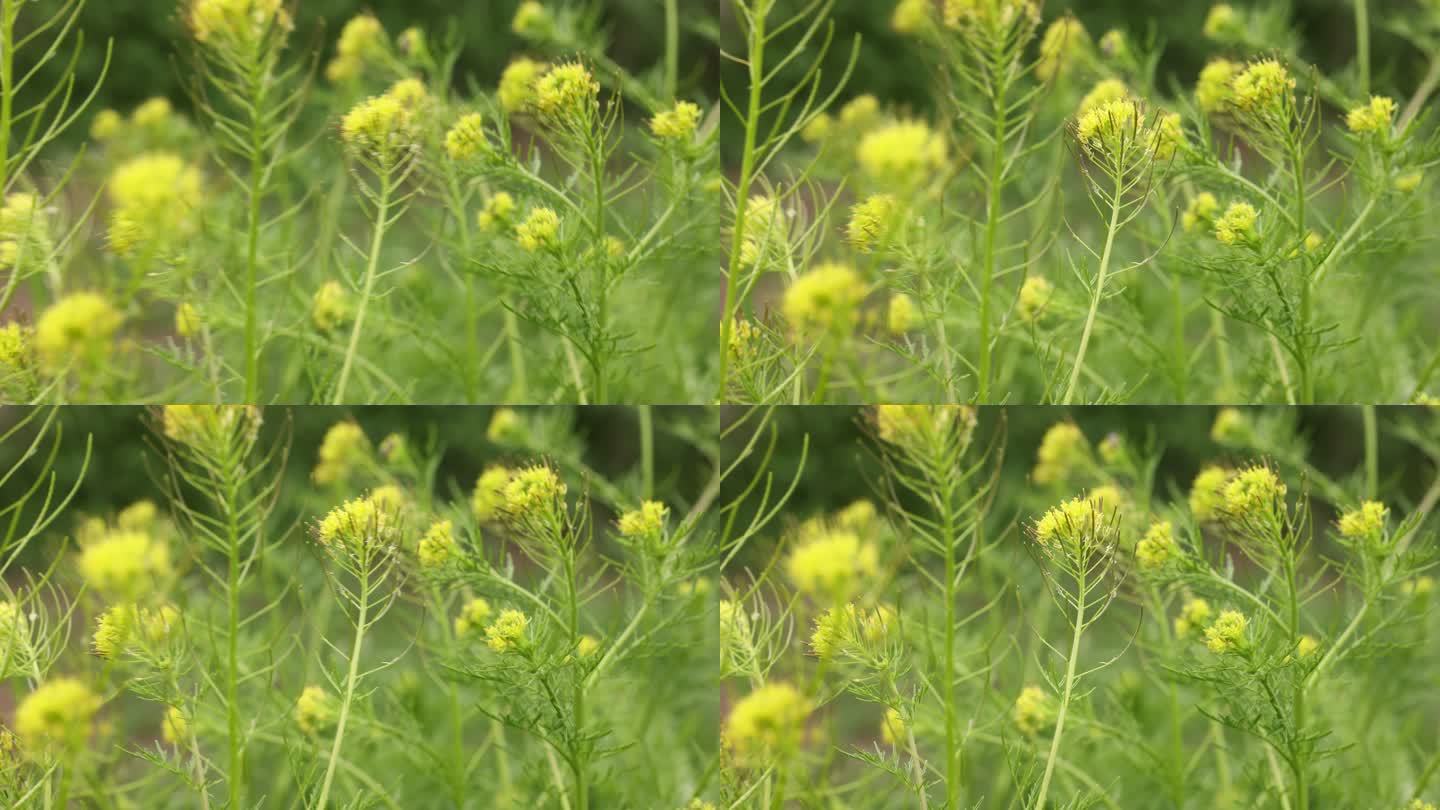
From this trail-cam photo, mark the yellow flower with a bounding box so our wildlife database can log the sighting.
[340,95,415,157]
[891,0,932,34]
[617,500,669,539]
[1202,4,1239,39]
[881,707,908,746]
[873,404,975,449]
[1222,465,1286,517]
[1189,465,1230,521]
[1337,501,1388,541]
[486,407,523,443]
[502,465,567,517]
[1033,495,1109,549]
[1076,99,1138,151]
[295,685,337,734]
[471,466,513,522]
[78,531,170,599]
[312,420,368,485]
[484,608,529,653]
[785,529,879,600]
[516,207,561,252]
[1036,17,1090,81]
[838,95,880,130]
[1182,193,1220,233]
[1210,407,1248,444]
[161,705,189,745]
[132,97,173,129]
[1099,28,1128,60]
[723,682,811,763]
[477,192,517,231]
[91,109,123,140]
[1196,59,1239,113]
[1214,202,1258,246]
[1402,576,1434,597]
[1013,685,1055,735]
[887,293,917,334]
[650,101,702,140]
[0,601,31,673]
[857,121,946,182]
[188,0,290,45]
[781,262,867,337]
[91,604,135,659]
[1033,422,1087,485]
[108,152,203,228]
[511,1,554,38]
[1395,171,1424,192]
[1345,95,1397,135]
[499,58,548,113]
[533,62,600,120]
[846,194,898,253]
[171,301,202,338]
[1154,112,1186,160]
[801,112,833,143]
[160,405,261,453]
[1078,79,1128,115]
[34,292,123,373]
[1231,60,1295,113]
[445,113,489,161]
[1204,608,1247,653]
[315,493,395,552]
[1174,596,1212,638]
[15,678,101,752]
[311,280,351,332]
[418,520,457,568]
[1136,521,1177,569]
[454,597,492,638]
[1295,634,1319,659]
[576,634,600,657]
[1017,275,1054,322]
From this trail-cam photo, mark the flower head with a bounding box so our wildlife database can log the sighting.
[484,608,529,653]
[1136,521,1178,569]
[311,281,352,332]
[1183,193,1220,233]
[1214,202,1258,246]
[1033,494,1114,551]
[887,293,917,334]
[418,520,457,568]
[856,121,946,183]
[723,682,811,763]
[891,0,932,34]
[477,192,517,232]
[499,58,548,113]
[1078,79,1129,115]
[107,153,203,255]
[1036,17,1090,81]
[617,500,669,540]
[1017,276,1054,322]
[15,678,101,752]
[1231,60,1295,113]
[1222,465,1286,517]
[516,207,561,252]
[454,597,492,638]
[78,531,171,600]
[472,466,513,522]
[511,1,555,39]
[340,95,415,159]
[873,404,976,450]
[295,685,337,734]
[315,493,396,553]
[160,405,262,454]
[533,63,600,122]
[313,421,368,485]
[445,113,489,161]
[326,14,385,82]
[1174,596,1212,638]
[1033,422,1087,485]
[847,194,898,253]
[1013,685,1056,734]
[782,262,867,337]
[881,707,908,746]
[161,705,189,745]
[1189,466,1230,521]
[1346,96,1397,136]
[1295,634,1319,659]
[1203,4,1240,39]
[1196,59,1239,113]
[34,293,123,372]
[1204,608,1247,653]
[650,101,702,141]
[1337,501,1388,542]
[502,465,567,519]
[1210,407,1249,444]
[786,530,879,601]
[188,0,291,46]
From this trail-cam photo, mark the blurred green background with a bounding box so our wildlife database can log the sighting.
[26,0,717,135]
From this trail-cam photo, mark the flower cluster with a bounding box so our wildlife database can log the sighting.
[785,529,880,602]
[723,682,811,763]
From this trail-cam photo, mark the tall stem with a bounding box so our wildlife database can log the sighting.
[716,2,766,400]
[225,474,244,808]
[0,1,13,199]
[333,169,393,404]
[1291,145,1313,403]
[1355,0,1370,96]
[663,0,679,101]
[1362,405,1378,500]
[977,80,1009,404]
[638,405,654,499]
[939,459,959,806]
[315,571,369,809]
[1063,172,1124,405]
[242,64,268,401]
[1035,574,1085,809]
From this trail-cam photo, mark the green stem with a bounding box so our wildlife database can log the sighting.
[638,405,654,499]
[1362,405,1378,500]
[1355,0,1370,96]
[1291,144,1313,403]
[1063,171,1124,405]
[1034,573,1085,809]
[663,0,679,101]
[716,3,767,401]
[1,1,13,199]
[977,79,1009,404]
[566,554,588,810]
[315,570,370,809]
[940,461,959,807]
[333,167,393,404]
[242,66,267,401]
[226,480,243,808]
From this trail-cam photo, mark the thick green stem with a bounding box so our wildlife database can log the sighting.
[1034,576,1085,809]
[638,405,654,499]
[663,0,679,101]
[1,2,13,199]
[940,464,959,807]
[242,72,267,401]
[977,81,1009,404]
[1362,406,1378,500]
[315,572,370,809]
[716,4,766,401]
[1355,0,1370,96]
[333,169,393,404]
[1062,172,1124,405]
[226,496,243,808]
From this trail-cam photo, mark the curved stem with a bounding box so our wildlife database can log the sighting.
[333,168,393,404]
[1034,573,1086,809]
[1063,172,1124,405]
[315,572,370,808]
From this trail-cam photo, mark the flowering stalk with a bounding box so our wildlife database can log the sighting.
[334,167,393,405]
[1062,169,1124,405]
[315,565,370,809]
